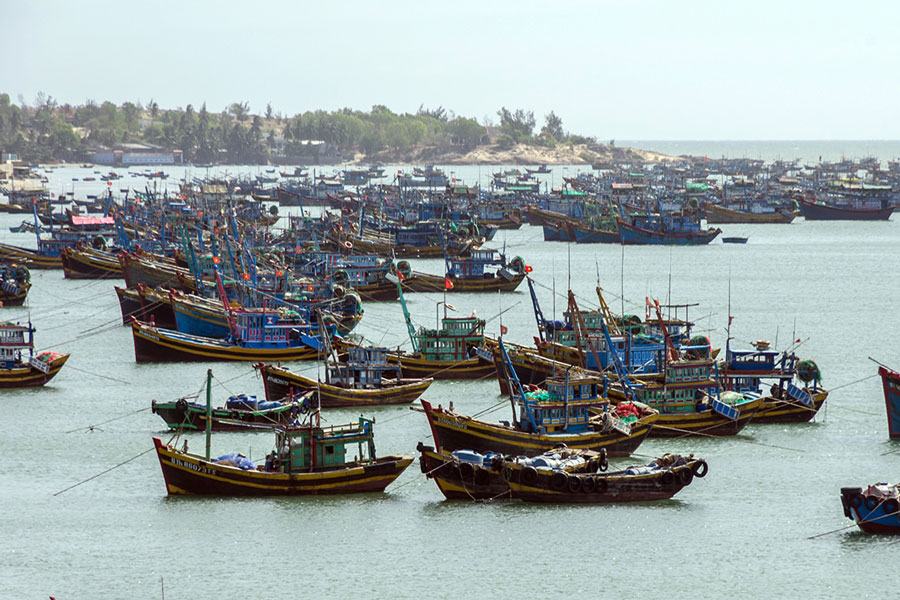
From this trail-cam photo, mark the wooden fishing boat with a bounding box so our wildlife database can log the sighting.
[60,245,123,279]
[115,284,177,328]
[420,394,656,459]
[416,443,609,501]
[504,452,707,503]
[256,345,433,408]
[541,222,575,242]
[798,197,894,220]
[720,343,828,423]
[591,298,762,436]
[151,390,313,431]
[797,186,895,221]
[129,311,325,362]
[0,321,69,388]
[616,217,721,245]
[420,339,658,457]
[486,339,585,394]
[120,251,192,291]
[399,250,528,294]
[170,291,361,338]
[152,413,412,496]
[0,242,63,269]
[704,202,796,224]
[608,346,762,437]
[379,286,494,379]
[292,252,400,302]
[878,365,900,439]
[570,221,620,244]
[0,264,32,306]
[840,484,900,534]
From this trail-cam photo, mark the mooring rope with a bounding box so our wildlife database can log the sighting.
[53,447,155,496]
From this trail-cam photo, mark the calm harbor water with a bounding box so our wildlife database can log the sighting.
[2,156,899,599]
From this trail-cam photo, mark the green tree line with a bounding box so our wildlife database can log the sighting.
[0,92,593,164]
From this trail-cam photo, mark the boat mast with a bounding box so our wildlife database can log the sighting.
[526,276,546,342]
[595,286,621,336]
[567,290,604,371]
[497,338,535,431]
[205,368,212,460]
[395,279,419,354]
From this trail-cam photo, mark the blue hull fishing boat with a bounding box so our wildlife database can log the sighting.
[840,484,900,534]
[615,197,721,245]
[617,218,721,245]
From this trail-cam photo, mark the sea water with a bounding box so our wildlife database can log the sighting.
[1,153,899,599]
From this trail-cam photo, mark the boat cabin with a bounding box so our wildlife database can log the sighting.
[550,319,665,374]
[395,221,442,248]
[0,321,34,367]
[721,348,796,395]
[631,359,719,413]
[232,309,315,348]
[415,316,485,362]
[518,376,608,434]
[275,417,376,472]
[446,249,503,279]
[327,346,397,389]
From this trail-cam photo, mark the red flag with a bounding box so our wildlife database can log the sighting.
[524,265,533,273]
[444,277,454,290]
[728,315,734,325]
[500,324,508,335]
[397,271,405,281]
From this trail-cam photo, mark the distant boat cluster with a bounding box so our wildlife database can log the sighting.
[0,154,898,520]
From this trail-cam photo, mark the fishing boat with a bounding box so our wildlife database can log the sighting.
[616,214,721,245]
[398,250,529,294]
[840,484,900,534]
[878,364,900,439]
[797,186,895,221]
[614,196,721,245]
[720,341,828,423]
[504,452,707,503]
[115,284,177,327]
[151,390,313,431]
[0,320,69,388]
[293,252,400,302]
[120,251,189,290]
[419,339,658,458]
[569,220,620,244]
[255,345,433,408]
[170,290,361,338]
[0,264,32,306]
[129,305,327,363]
[0,242,63,269]
[416,443,609,501]
[152,373,412,496]
[485,338,588,394]
[704,202,796,224]
[722,237,749,244]
[375,282,494,379]
[60,244,123,279]
[602,299,763,436]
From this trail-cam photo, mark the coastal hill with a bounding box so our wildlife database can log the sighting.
[360,140,673,166]
[0,93,673,166]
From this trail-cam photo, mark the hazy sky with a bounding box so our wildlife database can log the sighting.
[6,0,898,140]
